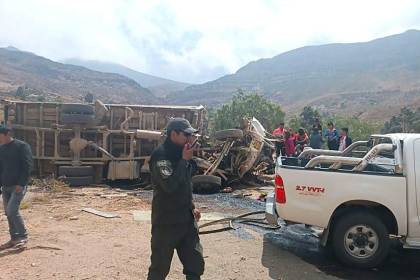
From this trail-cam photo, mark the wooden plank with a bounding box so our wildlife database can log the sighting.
[82,208,119,218]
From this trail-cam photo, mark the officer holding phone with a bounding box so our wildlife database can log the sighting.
[147,118,204,280]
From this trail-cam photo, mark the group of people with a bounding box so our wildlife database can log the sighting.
[272,120,353,157]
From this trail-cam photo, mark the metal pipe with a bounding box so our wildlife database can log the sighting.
[342,141,369,156]
[299,149,342,159]
[305,143,395,171]
[305,156,362,169]
[88,142,116,160]
[120,107,134,132]
[353,143,395,171]
[298,141,368,159]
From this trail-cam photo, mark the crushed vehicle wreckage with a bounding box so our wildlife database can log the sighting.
[192,117,275,193]
[1,99,275,191]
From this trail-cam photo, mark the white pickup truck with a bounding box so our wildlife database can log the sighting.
[265,133,420,268]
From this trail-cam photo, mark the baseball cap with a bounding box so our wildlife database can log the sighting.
[0,125,10,134]
[166,118,198,135]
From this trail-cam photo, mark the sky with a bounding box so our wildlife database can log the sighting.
[0,0,420,84]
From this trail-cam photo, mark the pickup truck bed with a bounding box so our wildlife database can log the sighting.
[280,157,395,174]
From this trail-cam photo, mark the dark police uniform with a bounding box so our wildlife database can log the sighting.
[147,118,204,280]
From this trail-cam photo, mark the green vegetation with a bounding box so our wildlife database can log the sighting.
[214,90,285,132]
[15,86,28,100]
[288,106,321,131]
[84,92,94,103]
[382,107,420,133]
[209,95,420,142]
[329,117,380,141]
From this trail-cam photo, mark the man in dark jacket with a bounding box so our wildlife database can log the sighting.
[147,118,204,280]
[309,127,324,149]
[0,125,33,249]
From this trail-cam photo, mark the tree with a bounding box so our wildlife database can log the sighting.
[331,117,380,141]
[288,115,302,131]
[382,107,420,133]
[287,106,322,132]
[299,106,321,130]
[214,90,285,132]
[84,92,94,103]
[15,86,27,100]
[36,95,46,102]
[55,96,64,103]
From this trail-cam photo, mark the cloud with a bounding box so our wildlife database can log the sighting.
[0,0,419,83]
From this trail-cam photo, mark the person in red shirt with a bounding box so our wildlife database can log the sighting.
[284,130,296,157]
[272,122,285,157]
[272,122,285,136]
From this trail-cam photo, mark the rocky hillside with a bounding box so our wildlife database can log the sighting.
[63,59,190,98]
[169,30,420,120]
[0,47,158,104]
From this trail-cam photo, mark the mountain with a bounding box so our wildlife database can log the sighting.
[63,59,190,98]
[0,48,158,104]
[169,30,420,120]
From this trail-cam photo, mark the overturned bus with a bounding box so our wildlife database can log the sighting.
[1,99,208,185]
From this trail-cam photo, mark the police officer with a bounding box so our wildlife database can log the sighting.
[147,118,204,280]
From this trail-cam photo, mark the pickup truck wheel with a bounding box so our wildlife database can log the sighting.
[214,129,243,141]
[191,175,221,194]
[332,211,390,268]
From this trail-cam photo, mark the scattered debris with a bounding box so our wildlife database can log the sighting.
[82,208,119,218]
[31,176,70,193]
[221,187,233,193]
[200,212,228,221]
[257,193,267,202]
[132,210,151,222]
[100,194,128,199]
[232,193,252,198]
[199,211,280,235]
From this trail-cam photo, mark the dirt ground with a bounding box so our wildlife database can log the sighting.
[3,186,420,280]
[0,187,287,280]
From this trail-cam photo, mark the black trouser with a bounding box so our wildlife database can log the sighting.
[275,142,284,157]
[327,140,339,150]
[148,221,204,280]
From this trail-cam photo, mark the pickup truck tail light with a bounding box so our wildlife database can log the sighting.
[275,175,286,204]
